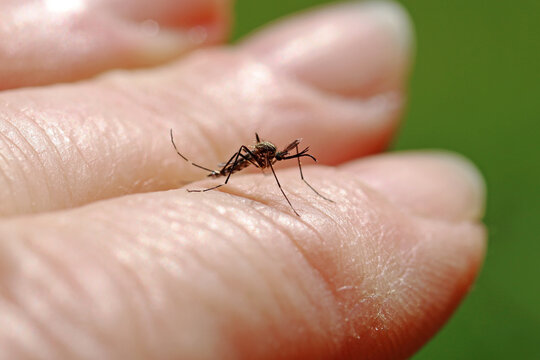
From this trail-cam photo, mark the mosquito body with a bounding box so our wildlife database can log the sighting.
[170,130,333,216]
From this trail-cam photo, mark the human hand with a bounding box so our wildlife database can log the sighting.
[0,1,486,359]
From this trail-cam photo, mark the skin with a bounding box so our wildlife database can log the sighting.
[0,1,486,359]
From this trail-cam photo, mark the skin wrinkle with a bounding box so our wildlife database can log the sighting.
[138,59,240,164]
[188,214,269,294]
[4,101,71,209]
[377,220,482,359]
[169,221,288,359]
[16,242,89,359]
[183,208,322,344]
[84,217,159,351]
[26,229,143,359]
[304,181,410,350]
[249,206,331,305]
[12,296,78,360]
[246,206,339,340]
[147,74,232,175]
[29,113,77,206]
[0,137,17,209]
[121,229,224,359]
[4,237,96,359]
[205,62,265,149]
[0,242,60,358]
[64,129,92,178]
[250,194,344,300]
[96,248,161,358]
[180,113,225,173]
[0,303,59,359]
[69,249,150,359]
[0,121,37,212]
[201,205,289,298]
[214,209,329,356]
[200,72,263,167]
[235,63,298,142]
[99,79,172,126]
[159,62,248,152]
[148,209,278,338]
[86,87,166,194]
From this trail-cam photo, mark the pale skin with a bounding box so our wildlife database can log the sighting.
[0,1,486,359]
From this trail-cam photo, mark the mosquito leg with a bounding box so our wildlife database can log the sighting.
[219,145,258,178]
[223,146,251,184]
[217,150,240,175]
[187,145,248,193]
[234,145,271,175]
[187,184,224,192]
[295,144,334,202]
[170,129,218,174]
[269,162,299,216]
[238,147,260,169]
[239,145,262,167]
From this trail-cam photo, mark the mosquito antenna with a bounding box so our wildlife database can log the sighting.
[170,129,189,161]
[170,129,217,173]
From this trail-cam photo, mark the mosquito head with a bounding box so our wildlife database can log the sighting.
[275,139,301,161]
[276,144,317,162]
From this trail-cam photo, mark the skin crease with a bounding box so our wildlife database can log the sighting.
[0,1,487,359]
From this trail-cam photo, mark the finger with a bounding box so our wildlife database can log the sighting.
[0,0,412,216]
[0,0,230,90]
[0,152,485,359]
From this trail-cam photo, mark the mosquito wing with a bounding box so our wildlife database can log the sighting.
[282,139,302,154]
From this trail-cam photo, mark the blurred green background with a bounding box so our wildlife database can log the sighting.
[234,0,539,358]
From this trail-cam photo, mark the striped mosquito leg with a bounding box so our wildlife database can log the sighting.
[187,145,250,193]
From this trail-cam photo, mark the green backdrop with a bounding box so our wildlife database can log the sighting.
[233,0,540,358]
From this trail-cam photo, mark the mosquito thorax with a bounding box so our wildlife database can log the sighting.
[255,141,277,156]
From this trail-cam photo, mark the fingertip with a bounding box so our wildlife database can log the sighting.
[343,151,486,222]
[241,0,414,97]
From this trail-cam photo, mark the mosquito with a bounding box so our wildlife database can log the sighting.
[170,129,333,216]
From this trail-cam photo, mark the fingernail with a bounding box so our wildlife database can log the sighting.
[347,151,486,222]
[242,1,413,96]
[133,24,213,65]
[115,1,230,66]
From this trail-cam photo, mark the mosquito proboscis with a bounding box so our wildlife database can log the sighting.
[170,129,333,216]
